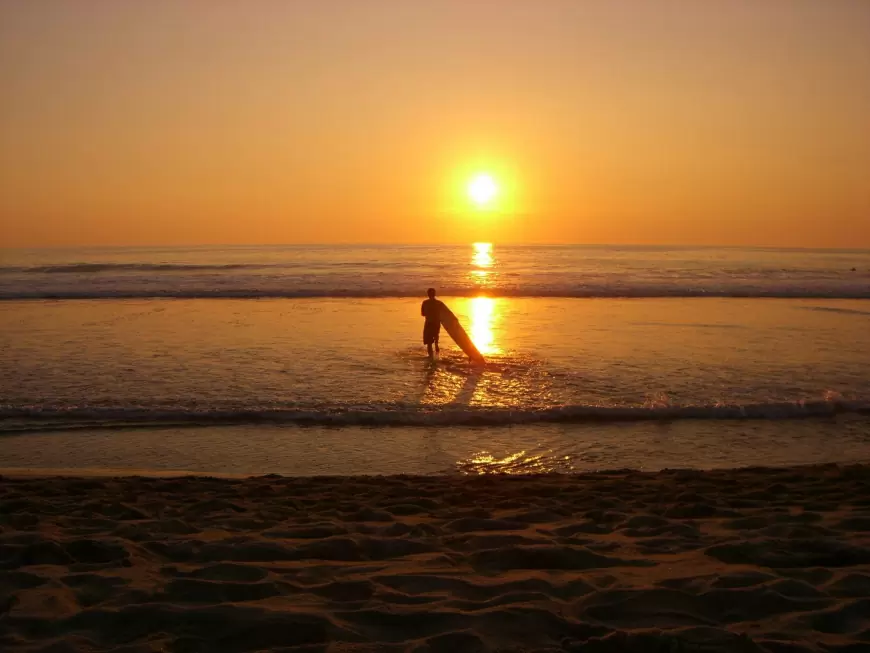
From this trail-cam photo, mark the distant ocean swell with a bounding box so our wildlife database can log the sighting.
[2,400,868,433]
[2,252,869,299]
[3,262,864,276]
[0,262,422,274]
[2,287,870,299]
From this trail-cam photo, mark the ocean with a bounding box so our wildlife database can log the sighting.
[1,244,869,475]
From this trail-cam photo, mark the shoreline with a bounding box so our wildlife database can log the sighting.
[3,417,870,478]
[2,460,870,479]
[2,463,869,651]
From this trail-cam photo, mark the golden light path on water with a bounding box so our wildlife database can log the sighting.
[418,244,570,472]
[469,296,498,356]
[458,451,575,475]
[472,241,493,267]
[459,241,572,473]
[470,242,493,282]
[468,243,498,356]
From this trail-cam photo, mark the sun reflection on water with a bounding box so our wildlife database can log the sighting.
[457,450,576,475]
[470,242,493,284]
[472,242,493,268]
[469,296,499,356]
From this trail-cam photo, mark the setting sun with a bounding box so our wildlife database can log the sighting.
[468,174,498,207]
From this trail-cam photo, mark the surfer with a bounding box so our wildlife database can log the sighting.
[421,288,446,359]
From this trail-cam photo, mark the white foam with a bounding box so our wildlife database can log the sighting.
[2,400,868,433]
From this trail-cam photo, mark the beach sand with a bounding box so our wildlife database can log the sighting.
[1,465,869,652]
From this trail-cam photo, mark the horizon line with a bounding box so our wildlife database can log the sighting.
[3,243,870,254]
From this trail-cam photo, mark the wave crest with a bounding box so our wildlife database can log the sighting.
[3,287,870,300]
[2,400,867,432]
[0,263,276,274]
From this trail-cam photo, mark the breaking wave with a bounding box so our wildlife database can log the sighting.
[2,400,868,433]
[2,245,868,299]
[3,287,870,300]
[1,263,303,274]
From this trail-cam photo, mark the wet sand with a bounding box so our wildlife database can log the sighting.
[1,464,869,652]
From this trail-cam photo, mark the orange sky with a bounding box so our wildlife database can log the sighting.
[1,1,869,248]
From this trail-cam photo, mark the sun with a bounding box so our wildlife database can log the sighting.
[468,174,498,207]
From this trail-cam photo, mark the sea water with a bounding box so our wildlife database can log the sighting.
[1,244,868,475]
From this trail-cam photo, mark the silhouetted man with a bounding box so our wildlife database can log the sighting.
[421,288,446,359]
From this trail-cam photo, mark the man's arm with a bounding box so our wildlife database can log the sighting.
[421,301,426,317]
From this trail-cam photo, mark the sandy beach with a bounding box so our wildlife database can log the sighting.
[0,465,868,652]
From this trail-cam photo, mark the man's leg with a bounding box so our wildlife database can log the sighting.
[434,334,440,354]
[427,342,434,359]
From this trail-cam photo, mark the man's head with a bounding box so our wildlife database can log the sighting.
[427,288,436,299]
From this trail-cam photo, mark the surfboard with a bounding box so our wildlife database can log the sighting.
[440,305,485,364]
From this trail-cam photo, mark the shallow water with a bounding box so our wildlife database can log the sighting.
[2,296,869,420]
[1,417,869,477]
[2,289,869,474]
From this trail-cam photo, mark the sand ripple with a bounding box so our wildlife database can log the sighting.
[1,464,870,651]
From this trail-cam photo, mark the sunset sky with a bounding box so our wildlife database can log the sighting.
[1,1,868,248]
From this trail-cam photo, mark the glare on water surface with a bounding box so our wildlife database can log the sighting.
[466,243,499,355]
[469,296,498,356]
[457,450,576,475]
[470,242,493,283]
[472,242,493,267]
